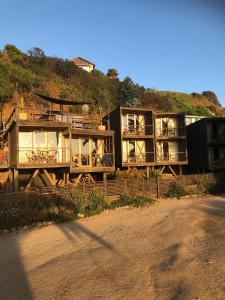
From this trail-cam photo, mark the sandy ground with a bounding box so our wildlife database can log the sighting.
[1,196,225,300]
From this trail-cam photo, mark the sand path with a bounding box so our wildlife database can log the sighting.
[1,196,225,299]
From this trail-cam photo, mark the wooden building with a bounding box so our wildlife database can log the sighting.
[106,106,155,176]
[154,112,188,174]
[71,57,95,72]
[186,117,225,170]
[0,102,115,189]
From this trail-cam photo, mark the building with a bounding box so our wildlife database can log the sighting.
[0,96,114,189]
[71,57,95,72]
[106,106,155,177]
[155,113,188,175]
[185,115,206,126]
[186,117,225,170]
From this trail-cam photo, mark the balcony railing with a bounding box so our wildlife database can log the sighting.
[18,147,70,164]
[3,108,110,131]
[122,125,153,136]
[156,152,187,162]
[122,152,154,164]
[156,127,185,137]
[71,153,114,168]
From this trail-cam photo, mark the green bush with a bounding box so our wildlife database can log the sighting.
[69,188,86,214]
[69,188,108,216]
[85,189,108,216]
[111,193,156,208]
[165,181,188,199]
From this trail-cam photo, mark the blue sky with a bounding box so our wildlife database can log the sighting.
[1,0,225,104]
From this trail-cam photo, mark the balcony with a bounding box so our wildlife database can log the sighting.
[156,152,187,163]
[18,147,70,165]
[71,153,114,168]
[4,107,109,131]
[122,152,154,164]
[155,127,185,138]
[122,125,153,136]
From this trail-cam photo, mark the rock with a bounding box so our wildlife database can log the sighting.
[77,213,85,218]
[3,229,9,234]
[36,222,43,227]
[21,225,28,231]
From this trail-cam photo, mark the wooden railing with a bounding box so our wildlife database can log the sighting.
[18,147,70,164]
[156,152,187,162]
[122,152,154,163]
[71,153,114,168]
[122,124,153,136]
[155,127,185,137]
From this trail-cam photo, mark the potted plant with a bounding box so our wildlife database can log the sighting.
[19,97,27,120]
[97,106,106,130]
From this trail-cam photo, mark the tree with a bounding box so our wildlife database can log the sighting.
[118,77,143,107]
[106,68,118,79]
[27,47,45,57]
[4,44,26,64]
[202,91,221,107]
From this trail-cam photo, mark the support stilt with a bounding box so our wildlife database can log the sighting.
[13,169,19,191]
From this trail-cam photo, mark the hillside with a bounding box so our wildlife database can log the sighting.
[0,44,224,119]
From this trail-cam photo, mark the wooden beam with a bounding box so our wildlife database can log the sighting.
[159,166,165,174]
[85,173,95,184]
[168,165,177,177]
[75,173,83,184]
[26,169,39,188]
[146,166,150,178]
[38,172,50,186]
[43,169,55,185]
[13,169,19,191]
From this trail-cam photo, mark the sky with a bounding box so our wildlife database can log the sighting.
[0,0,225,104]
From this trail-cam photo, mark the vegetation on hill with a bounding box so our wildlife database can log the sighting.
[0,44,224,117]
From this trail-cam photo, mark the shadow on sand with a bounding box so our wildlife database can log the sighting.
[0,218,116,300]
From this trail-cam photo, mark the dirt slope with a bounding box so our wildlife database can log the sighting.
[1,197,225,300]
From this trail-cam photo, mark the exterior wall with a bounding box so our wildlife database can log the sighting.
[185,115,205,126]
[107,107,155,168]
[78,64,94,72]
[106,107,122,168]
[9,123,18,167]
[155,113,187,165]
[186,119,208,168]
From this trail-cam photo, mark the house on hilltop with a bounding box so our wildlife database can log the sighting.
[71,57,95,72]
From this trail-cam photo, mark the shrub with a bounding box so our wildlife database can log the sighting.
[85,189,108,216]
[69,188,108,216]
[165,181,188,199]
[111,193,156,208]
[69,188,86,214]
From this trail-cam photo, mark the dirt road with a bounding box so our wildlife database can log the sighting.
[1,196,225,300]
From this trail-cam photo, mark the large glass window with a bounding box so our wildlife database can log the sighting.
[34,132,46,148]
[48,132,58,148]
[81,138,89,166]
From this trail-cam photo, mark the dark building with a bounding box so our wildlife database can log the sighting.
[186,117,225,170]
[106,106,155,175]
[155,113,188,174]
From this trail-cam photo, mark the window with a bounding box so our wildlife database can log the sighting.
[34,131,46,148]
[81,138,89,166]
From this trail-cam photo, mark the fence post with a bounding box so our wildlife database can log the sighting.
[156,175,160,198]
[124,179,127,194]
[103,173,107,196]
[142,178,145,196]
[25,190,29,219]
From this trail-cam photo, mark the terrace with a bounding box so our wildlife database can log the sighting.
[4,107,109,132]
